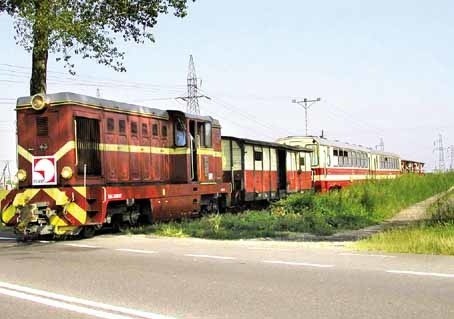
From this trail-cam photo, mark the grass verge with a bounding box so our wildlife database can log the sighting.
[355,222,454,255]
[355,188,454,255]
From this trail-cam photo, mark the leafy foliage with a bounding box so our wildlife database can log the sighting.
[0,0,195,93]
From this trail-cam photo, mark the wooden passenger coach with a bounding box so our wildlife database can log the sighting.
[222,136,312,206]
[1,92,230,237]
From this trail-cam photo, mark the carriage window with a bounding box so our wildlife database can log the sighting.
[333,149,338,156]
[36,117,48,136]
[131,122,138,136]
[305,144,319,166]
[142,123,148,137]
[344,151,350,167]
[254,151,263,161]
[119,119,126,135]
[299,155,305,167]
[152,124,158,137]
[107,118,114,132]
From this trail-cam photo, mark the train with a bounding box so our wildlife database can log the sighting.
[0,92,423,238]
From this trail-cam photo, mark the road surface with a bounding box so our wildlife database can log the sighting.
[0,233,453,318]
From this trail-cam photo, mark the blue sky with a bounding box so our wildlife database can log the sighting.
[0,0,453,171]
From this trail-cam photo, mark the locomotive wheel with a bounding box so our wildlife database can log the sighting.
[80,226,96,239]
[112,218,130,233]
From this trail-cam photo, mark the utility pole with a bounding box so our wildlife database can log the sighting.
[292,97,321,136]
[433,134,445,172]
[177,55,210,115]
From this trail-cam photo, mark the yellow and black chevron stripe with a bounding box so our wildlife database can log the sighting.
[1,187,87,236]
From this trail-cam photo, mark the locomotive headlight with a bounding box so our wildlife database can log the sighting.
[17,169,27,182]
[61,166,73,180]
[30,93,48,111]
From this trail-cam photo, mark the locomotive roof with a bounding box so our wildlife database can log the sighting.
[277,135,400,157]
[222,136,313,152]
[16,92,220,126]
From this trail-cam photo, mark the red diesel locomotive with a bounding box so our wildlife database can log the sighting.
[1,92,232,237]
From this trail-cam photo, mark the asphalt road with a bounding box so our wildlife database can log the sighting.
[0,233,453,319]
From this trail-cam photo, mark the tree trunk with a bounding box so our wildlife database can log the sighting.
[30,1,49,95]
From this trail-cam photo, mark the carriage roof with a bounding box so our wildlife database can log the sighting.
[277,136,400,158]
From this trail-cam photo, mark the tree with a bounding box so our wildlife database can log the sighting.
[0,0,195,95]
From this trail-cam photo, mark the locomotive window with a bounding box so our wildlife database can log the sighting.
[131,122,138,136]
[107,118,114,132]
[204,123,212,148]
[254,151,263,161]
[162,124,168,138]
[119,119,126,135]
[333,149,338,156]
[175,119,186,147]
[152,124,158,137]
[197,122,205,147]
[36,117,48,136]
[142,123,148,137]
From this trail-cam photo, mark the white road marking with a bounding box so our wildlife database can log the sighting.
[184,254,236,260]
[116,249,157,255]
[0,281,176,319]
[339,253,396,258]
[64,243,100,249]
[387,270,454,279]
[246,247,292,251]
[0,237,16,240]
[0,287,134,319]
[263,260,334,268]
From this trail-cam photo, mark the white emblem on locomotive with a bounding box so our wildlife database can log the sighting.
[32,156,57,186]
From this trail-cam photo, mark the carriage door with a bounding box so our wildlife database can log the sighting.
[189,120,198,181]
[277,149,287,196]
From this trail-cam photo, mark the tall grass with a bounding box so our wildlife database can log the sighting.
[356,187,454,255]
[131,172,454,240]
[355,223,454,255]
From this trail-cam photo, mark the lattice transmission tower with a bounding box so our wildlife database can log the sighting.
[433,134,446,172]
[447,145,454,171]
[177,55,210,115]
[186,55,200,114]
